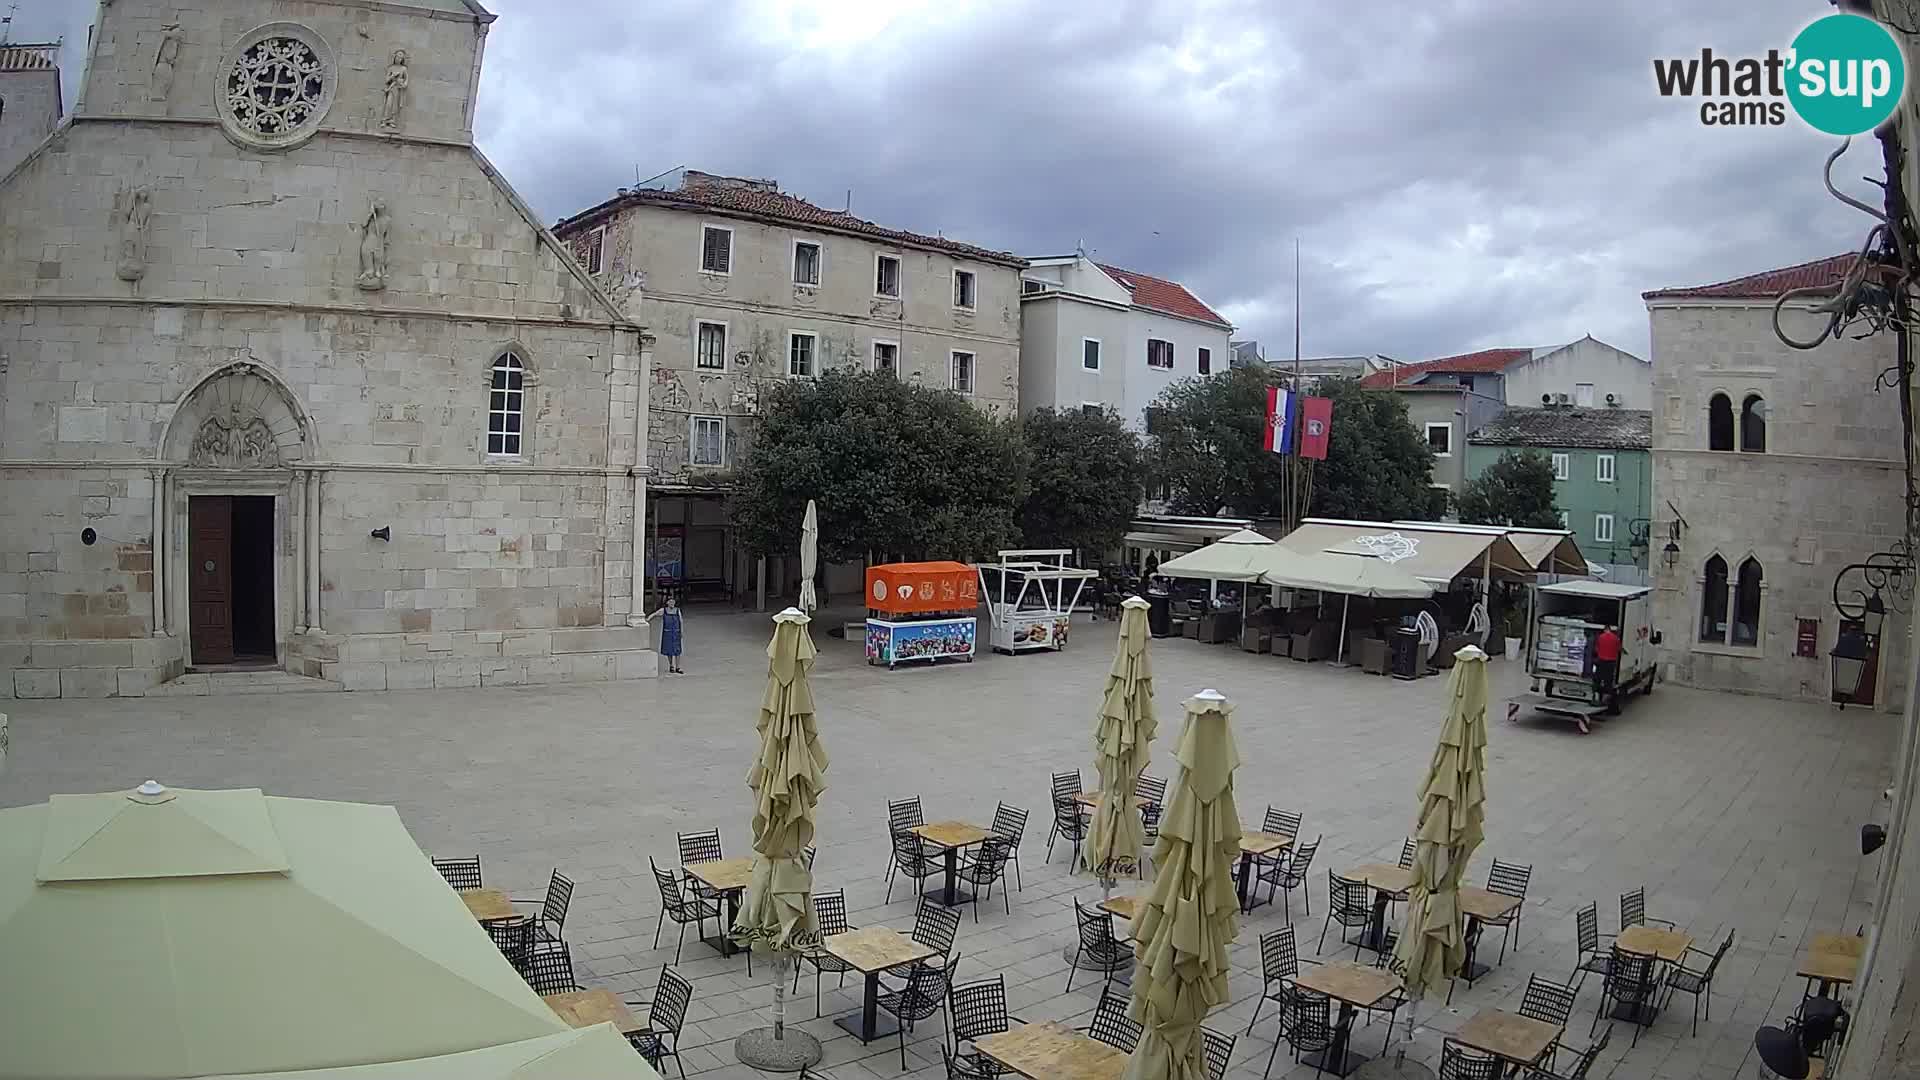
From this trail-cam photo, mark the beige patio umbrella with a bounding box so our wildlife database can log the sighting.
[1391,645,1491,1007]
[798,500,820,611]
[1125,690,1242,1080]
[1085,595,1156,891]
[201,1026,651,1080]
[731,607,830,1070]
[0,783,628,1080]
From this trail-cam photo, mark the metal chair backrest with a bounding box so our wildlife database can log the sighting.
[1488,859,1532,901]
[1260,926,1300,985]
[1518,974,1577,1028]
[802,845,817,871]
[897,953,958,1021]
[1285,989,1333,1042]
[1075,899,1119,950]
[651,966,694,1039]
[947,974,1009,1043]
[1264,806,1303,839]
[1330,872,1372,927]
[813,888,850,937]
[541,870,574,929]
[1051,769,1082,802]
[888,797,925,835]
[1705,929,1736,975]
[1201,1027,1235,1080]
[991,802,1029,843]
[1620,887,1649,929]
[651,859,688,911]
[1439,1038,1501,1080]
[1088,986,1142,1051]
[970,836,1014,881]
[1136,774,1168,805]
[486,915,536,964]
[431,855,482,891]
[678,829,723,867]
[1576,902,1600,955]
[1604,946,1655,1002]
[520,943,579,995]
[1284,836,1322,882]
[913,900,962,955]
[1399,837,1417,869]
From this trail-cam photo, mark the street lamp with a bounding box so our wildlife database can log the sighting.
[1830,622,1869,708]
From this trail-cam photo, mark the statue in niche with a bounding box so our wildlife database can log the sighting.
[189,410,282,469]
[150,24,182,103]
[356,199,389,290]
[114,185,152,282]
[379,49,409,131]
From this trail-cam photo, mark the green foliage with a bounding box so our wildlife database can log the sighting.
[731,371,1027,562]
[1456,449,1563,529]
[1146,369,1440,521]
[1019,407,1143,556]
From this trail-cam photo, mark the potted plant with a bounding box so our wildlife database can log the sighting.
[1501,605,1527,661]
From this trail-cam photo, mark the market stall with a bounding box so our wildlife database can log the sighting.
[865,561,978,669]
[977,549,1098,654]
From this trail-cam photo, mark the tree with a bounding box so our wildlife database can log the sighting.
[1147,369,1441,521]
[731,371,1027,563]
[1456,449,1563,528]
[1020,407,1143,557]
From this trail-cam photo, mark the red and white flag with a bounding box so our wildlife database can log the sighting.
[1298,396,1333,460]
[1263,387,1294,454]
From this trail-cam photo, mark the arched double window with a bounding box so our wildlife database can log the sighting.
[1740,394,1767,452]
[1699,554,1764,646]
[1708,391,1767,452]
[487,351,526,456]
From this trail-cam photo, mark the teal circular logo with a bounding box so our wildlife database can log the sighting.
[1787,14,1907,135]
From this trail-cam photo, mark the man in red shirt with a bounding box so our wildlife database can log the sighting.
[1594,625,1623,715]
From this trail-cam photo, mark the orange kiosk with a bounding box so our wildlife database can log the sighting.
[865,561,978,668]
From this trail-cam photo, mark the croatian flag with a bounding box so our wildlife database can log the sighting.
[1264,386,1294,455]
[1298,396,1333,460]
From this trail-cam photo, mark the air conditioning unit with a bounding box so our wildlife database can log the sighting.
[1541,393,1553,405]
[1554,392,1571,405]
[1605,392,1618,406]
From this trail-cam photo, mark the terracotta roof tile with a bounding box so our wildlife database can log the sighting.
[1096,263,1231,328]
[555,179,1024,266]
[1469,407,1652,450]
[1641,254,1854,301]
[1359,347,1532,388]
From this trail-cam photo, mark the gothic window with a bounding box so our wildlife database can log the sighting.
[1699,555,1728,642]
[1732,557,1764,646]
[1741,394,1767,452]
[1708,393,1734,451]
[488,352,525,456]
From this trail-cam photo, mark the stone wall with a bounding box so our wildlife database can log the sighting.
[0,58,62,181]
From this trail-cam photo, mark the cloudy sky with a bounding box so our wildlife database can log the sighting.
[29,1,1890,360]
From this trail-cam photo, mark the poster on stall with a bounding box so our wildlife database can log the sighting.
[866,618,976,667]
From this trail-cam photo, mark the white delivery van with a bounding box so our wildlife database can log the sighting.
[1516,581,1657,733]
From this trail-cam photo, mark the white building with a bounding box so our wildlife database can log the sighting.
[1017,253,1233,427]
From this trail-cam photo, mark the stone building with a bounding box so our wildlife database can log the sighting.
[1643,255,1905,707]
[0,0,657,697]
[553,170,1024,605]
[0,42,62,180]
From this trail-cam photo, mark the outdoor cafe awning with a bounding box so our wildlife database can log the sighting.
[1393,521,1588,576]
[1280,519,1534,587]
[1262,550,1433,599]
[1152,528,1277,582]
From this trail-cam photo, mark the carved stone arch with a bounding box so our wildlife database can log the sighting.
[161,360,316,468]
[488,339,540,383]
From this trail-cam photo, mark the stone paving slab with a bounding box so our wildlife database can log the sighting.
[0,606,1896,1079]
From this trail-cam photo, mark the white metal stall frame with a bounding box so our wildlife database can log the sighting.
[977,549,1099,654]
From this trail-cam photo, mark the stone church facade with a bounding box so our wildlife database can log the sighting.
[0,0,657,697]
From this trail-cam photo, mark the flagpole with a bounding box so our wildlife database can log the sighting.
[1291,239,1303,533]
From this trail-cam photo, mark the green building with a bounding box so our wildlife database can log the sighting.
[1466,408,1652,582]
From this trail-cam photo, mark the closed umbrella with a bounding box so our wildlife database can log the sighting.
[1124,690,1242,1080]
[731,607,830,1071]
[1391,645,1490,1008]
[798,501,819,612]
[1084,596,1156,892]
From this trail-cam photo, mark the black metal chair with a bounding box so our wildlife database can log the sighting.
[1591,946,1657,1048]
[1571,902,1612,996]
[1049,796,1090,866]
[1663,929,1734,1036]
[1268,988,1334,1079]
[1521,1024,1611,1080]
[886,809,939,904]
[626,965,695,1080]
[1438,1037,1502,1080]
[1050,768,1083,805]
[877,952,958,1070]
[1518,973,1579,1052]
[1485,859,1533,961]
[947,974,1017,1079]
[802,844,817,871]
[1066,899,1129,992]
[1318,872,1373,957]
[431,855,482,891]
[990,802,1030,891]
[1137,774,1168,848]
[1265,806,1304,841]
[1619,886,1673,930]
[513,869,574,945]
[1246,926,1317,1034]
[793,888,857,1016]
[958,835,1015,922]
[912,898,963,961]
[650,858,719,962]
[486,913,537,969]
[677,829,724,902]
[519,941,581,996]
[1259,835,1321,919]
[1398,837,1417,869]
[1083,984,1143,1052]
[1202,1026,1236,1080]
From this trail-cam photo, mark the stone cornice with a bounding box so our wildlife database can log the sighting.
[0,295,647,336]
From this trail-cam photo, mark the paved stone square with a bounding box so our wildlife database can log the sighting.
[0,608,1896,1079]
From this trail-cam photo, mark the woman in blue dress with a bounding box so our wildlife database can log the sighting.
[659,593,684,674]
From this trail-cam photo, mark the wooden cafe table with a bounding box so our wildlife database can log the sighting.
[1343,863,1416,953]
[1613,925,1692,1022]
[976,1020,1126,1080]
[684,857,754,958]
[1453,1007,1562,1071]
[1236,829,1294,912]
[543,988,646,1036]
[1293,961,1404,1077]
[1457,885,1522,982]
[1799,933,1865,997]
[912,820,991,907]
[822,926,940,1043]
[460,888,517,922]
